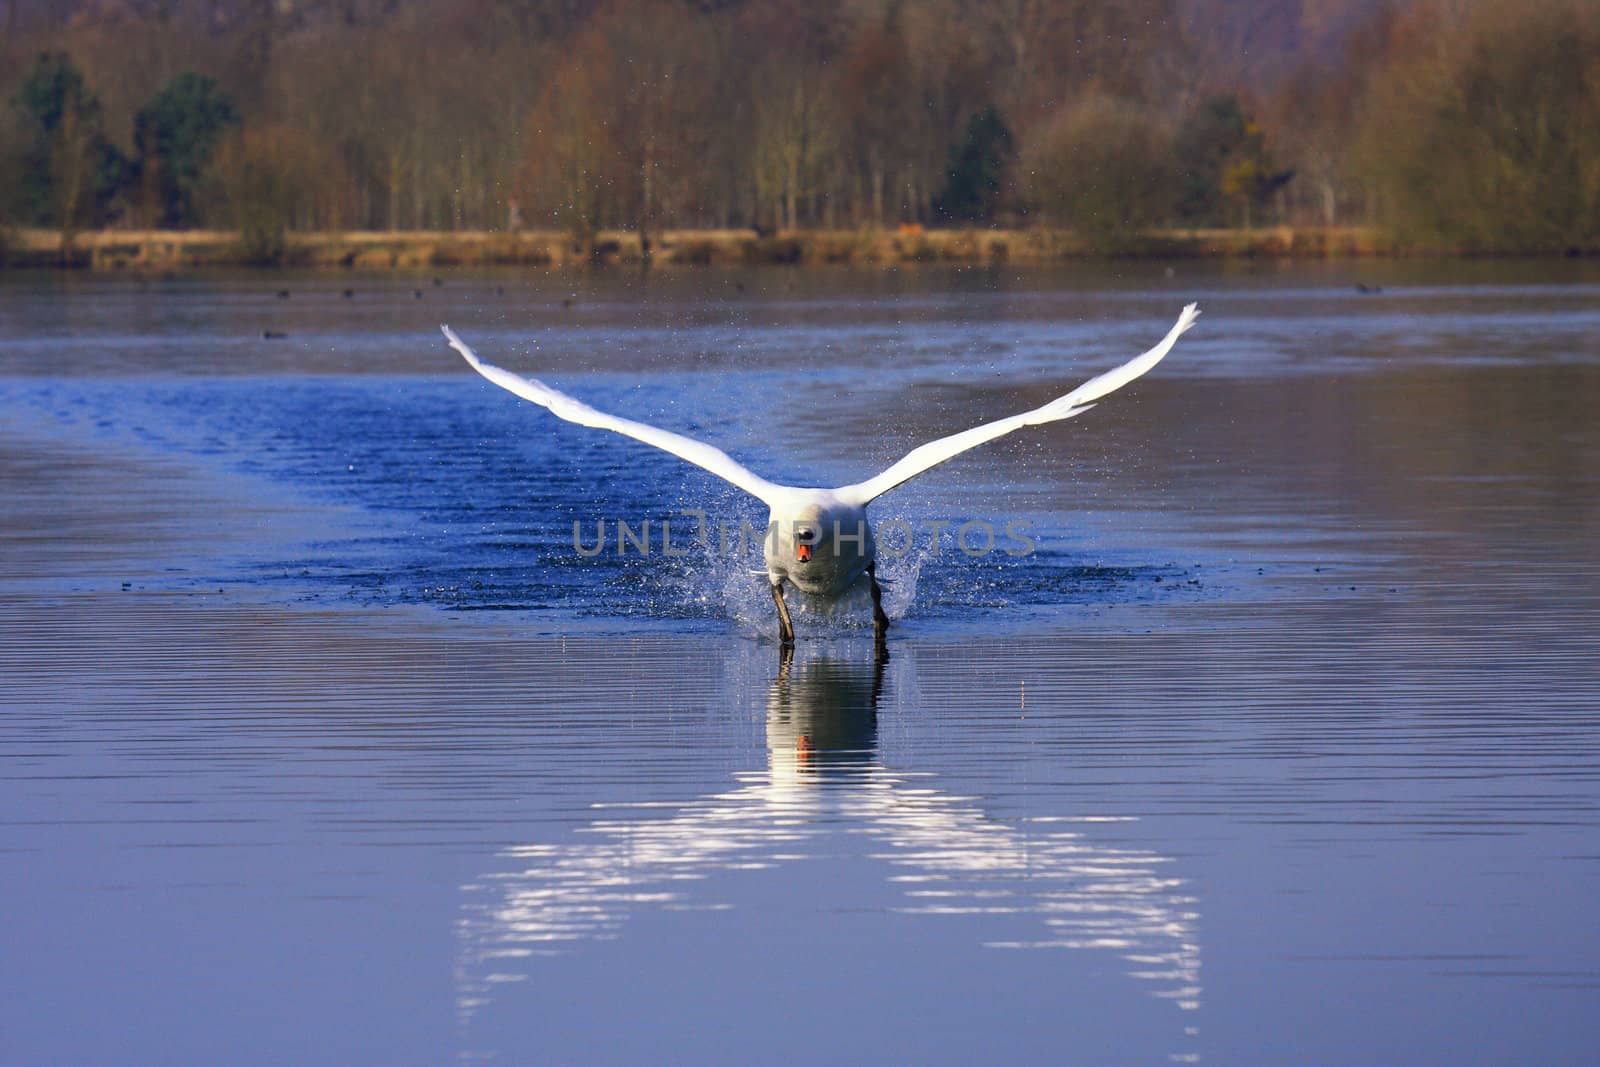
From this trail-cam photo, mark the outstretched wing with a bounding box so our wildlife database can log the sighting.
[837,303,1199,506]
[443,325,787,506]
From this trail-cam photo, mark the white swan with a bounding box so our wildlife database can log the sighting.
[442,303,1199,643]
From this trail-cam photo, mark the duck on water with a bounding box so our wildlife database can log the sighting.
[442,303,1199,645]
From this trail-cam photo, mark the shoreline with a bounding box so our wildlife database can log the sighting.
[0,224,1475,271]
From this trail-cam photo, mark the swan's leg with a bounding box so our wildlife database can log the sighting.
[868,562,889,643]
[770,580,795,645]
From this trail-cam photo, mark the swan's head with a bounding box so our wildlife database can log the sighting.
[766,492,875,597]
[794,521,819,563]
[786,504,830,565]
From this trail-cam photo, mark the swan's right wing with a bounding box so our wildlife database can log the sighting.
[838,303,1198,506]
[443,326,786,506]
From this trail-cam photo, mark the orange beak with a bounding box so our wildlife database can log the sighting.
[796,544,813,563]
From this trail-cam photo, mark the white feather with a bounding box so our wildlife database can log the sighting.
[836,302,1199,505]
[441,325,787,506]
[442,303,1198,511]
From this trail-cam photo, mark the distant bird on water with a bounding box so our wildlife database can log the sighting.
[442,305,1199,644]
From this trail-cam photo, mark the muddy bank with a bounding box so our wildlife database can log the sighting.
[3,223,1402,270]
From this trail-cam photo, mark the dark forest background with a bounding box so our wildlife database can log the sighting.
[2,0,1597,253]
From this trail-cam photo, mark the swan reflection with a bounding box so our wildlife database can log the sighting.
[458,646,1200,1047]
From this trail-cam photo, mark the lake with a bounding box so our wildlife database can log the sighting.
[2,260,1598,1064]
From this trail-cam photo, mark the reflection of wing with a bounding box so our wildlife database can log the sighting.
[866,807,1200,1011]
[837,304,1200,506]
[458,769,1200,1017]
[443,325,788,506]
[457,653,1200,1027]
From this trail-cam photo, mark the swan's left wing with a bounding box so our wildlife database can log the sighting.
[443,326,787,506]
[837,303,1199,506]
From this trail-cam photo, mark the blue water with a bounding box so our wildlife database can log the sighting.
[2,263,1598,1064]
[2,269,1235,631]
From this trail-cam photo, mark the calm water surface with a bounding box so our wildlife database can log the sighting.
[2,262,1598,1064]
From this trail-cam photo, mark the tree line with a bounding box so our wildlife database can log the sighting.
[2,0,1596,258]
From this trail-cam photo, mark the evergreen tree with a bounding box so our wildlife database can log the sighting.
[9,52,128,233]
[934,106,1013,224]
[135,73,240,228]
[1174,94,1291,227]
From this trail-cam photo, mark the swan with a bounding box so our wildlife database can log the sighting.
[442,303,1198,644]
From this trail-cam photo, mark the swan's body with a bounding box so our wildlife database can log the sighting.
[442,303,1199,643]
[760,489,873,597]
